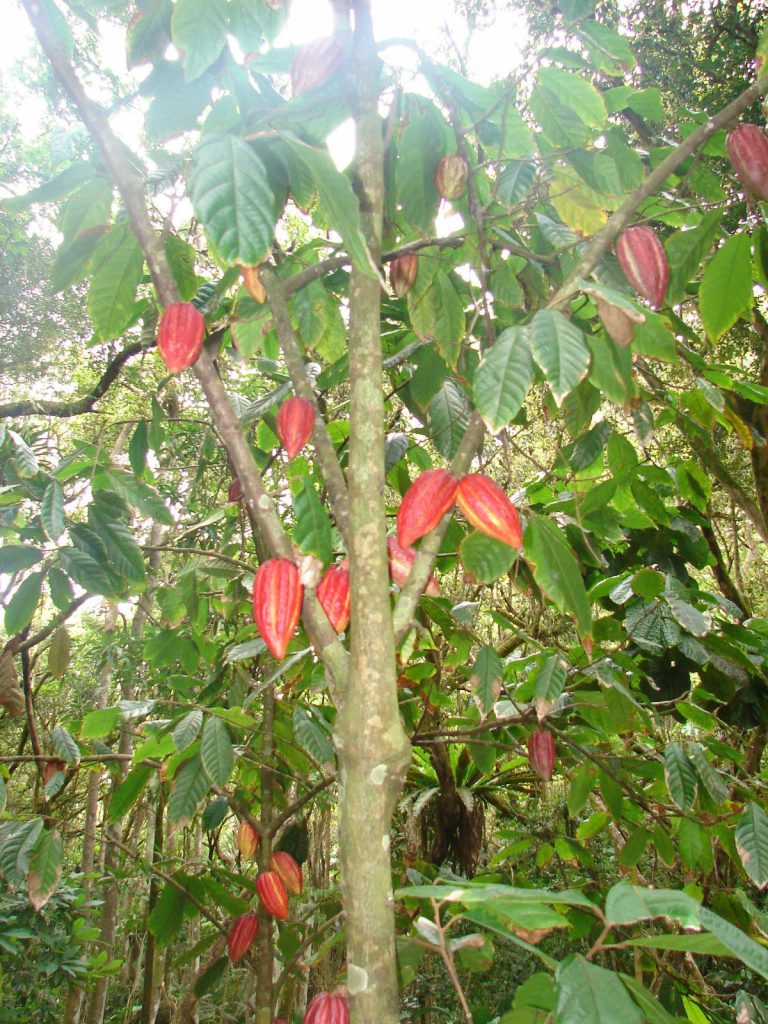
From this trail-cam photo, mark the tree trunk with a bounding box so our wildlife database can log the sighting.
[254,684,275,1024]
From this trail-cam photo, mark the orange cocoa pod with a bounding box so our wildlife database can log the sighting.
[390,253,418,298]
[253,559,303,660]
[456,474,522,549]
[269,850,303,896]
[291,37,344,96]
[157,302,205,373]
[316,565,351,633]
[387,537,441,597]
[434,154,469,200]
[615,226,668,309]
[241,265,267,303]
[237,820,259,860]
[256,870,289,920]
[397,468,458,548]
[727,123,768,201]
[303,992,350,1024]
[228,912,259,964]
[277,396,314,460]
[527,730,556,781]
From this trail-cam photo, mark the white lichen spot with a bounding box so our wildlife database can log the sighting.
[257,494,270,509]
[347,963,368,994]
[369,764,388,786]
[382,834,390,852]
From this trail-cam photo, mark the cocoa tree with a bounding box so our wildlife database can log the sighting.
[3,2,768,1023]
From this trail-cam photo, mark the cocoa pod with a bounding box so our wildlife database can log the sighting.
[390,253,418,298]
[228,478,243,504]
[269,850,303,896]
[303,992,349,1024]
[291,37,344,96]
[228,912,259,964]
[456,474,523,549]
[727,123,768,201]
[241,265,267,303]
[397,468,459,548]
[277,396,314,460]
[387,537,441,597]
[237,820,259,860]
[253,559,303,660]
[527,730,556,781]
[256,870,289,920]
[157,302,205,373]
[0,652,24,717]
[316,565,351,633]
[615,226,668,309]
[434,154,469,200]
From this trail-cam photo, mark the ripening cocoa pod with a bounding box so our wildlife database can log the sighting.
[434,154,469,200]
[303,992,350,1024]
[253,559,303,660]
[237,820,259,860]
[256,870,289,920]
[390,253,418,298]
[228,912,259,964]
[456,474,523,549]
[726,123,768,201]
[277,396,314,460]
[269,850,303,896]
[291,37,344,96]
[615,226,668,309]
[241,265,267,303]
[387,537,441,597]
[527,730,556,781]
[397,468,459,548]
[316,565,351,633]
[157,302,205,373]
[228,478,244,504]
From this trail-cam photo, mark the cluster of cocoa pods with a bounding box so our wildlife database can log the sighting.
[227,848,303,963]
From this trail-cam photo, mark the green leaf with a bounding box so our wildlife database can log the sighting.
[293,481,333,565]
[397,105,443,229]
[8,430,38,478]
[50,725,80,766]
[699,907,768,981]
[699,232,753,342]
[189,134,277,266]
[47,627,71,679]
[474,327,533,433]
[200,716,234,788]
[170,0,227,81]
[531,68,607,148]
[687,742,727,805]
[736,802,768,889]
[0,819,43,885]
[87,507,146,587]
[27,828,63,911]
[459,532,517,583]
[530,310,590,407]
[174,710,203,752]
[496,162,535,206]
[533,655,569,704]
[664,742,697,812]
[169,755,210,826]
[80,707,121,739]
[0,545,43,574]
[93,469,173,524]
[109,764,152,823]
[58,547,120,598]
[426,379,471,459]
[471,645,504,713]
[4,572,44,635]
[127,0,172,68]
[41,481,65,541]
[524,516,592,643]
[48,568,74,611]
[605,882,701,928]
[128,421,149,478]
[293,706,335,763]
[555,954,643,1024]
[280,133,377,278]
[88,226,144,341]
[619,976,679,1024]
[3,162,94,212]
[149,878,189,947]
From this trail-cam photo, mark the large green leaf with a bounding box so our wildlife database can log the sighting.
[170,0,227,81]
[27,828,63,911]
[3,572,44,634]
[699,907,768,981]
[92,469,173,524]
[58,546,119,598]
[472,645,504,713]
[293,481,334,565]
[474,327,533,432]
[531,68,607,148]
[280,133,377,278]
[0,545,43,574]
[605,882,700,928]
[87,507,146,587]
[200,715,234,788]
[530,310,590,407]
[555,954,643,1024]
[41,480,65,541]
[699,232,753,342]
[88,226,144,341]
[293,706,334,763]
[397,104,444,229]
[174,710,204,752]
[189,134,277,266]
[0,819,43,885]
[426,379,471,459]
[109,764,153,823]
[736,802,768,890]
[169,755,210,826]
[50,725,80,766]
[149,877,190,947]
[664,742,697,812]
[524,516,592,643]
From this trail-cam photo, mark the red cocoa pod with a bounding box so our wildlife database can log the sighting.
[237,820,259,860]
[727,123,768,201]
[291,37,344,96]
[253,559,303,660]
[256,870,289,921]
[228,478,244,504]
[157,302,205,373]
[277,396,314,460]
[434,154,469,200]
[397,468,459,548]
[303,992,350,1024]
[241,265,267,303]
[269,850,303,896]
[456,474,523,549]
[387,537,441,597]
[615,226,668,309]
[390,253,418,298]
[527,730,556,781]
[316,565,351,633]
[228,912,259,964]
